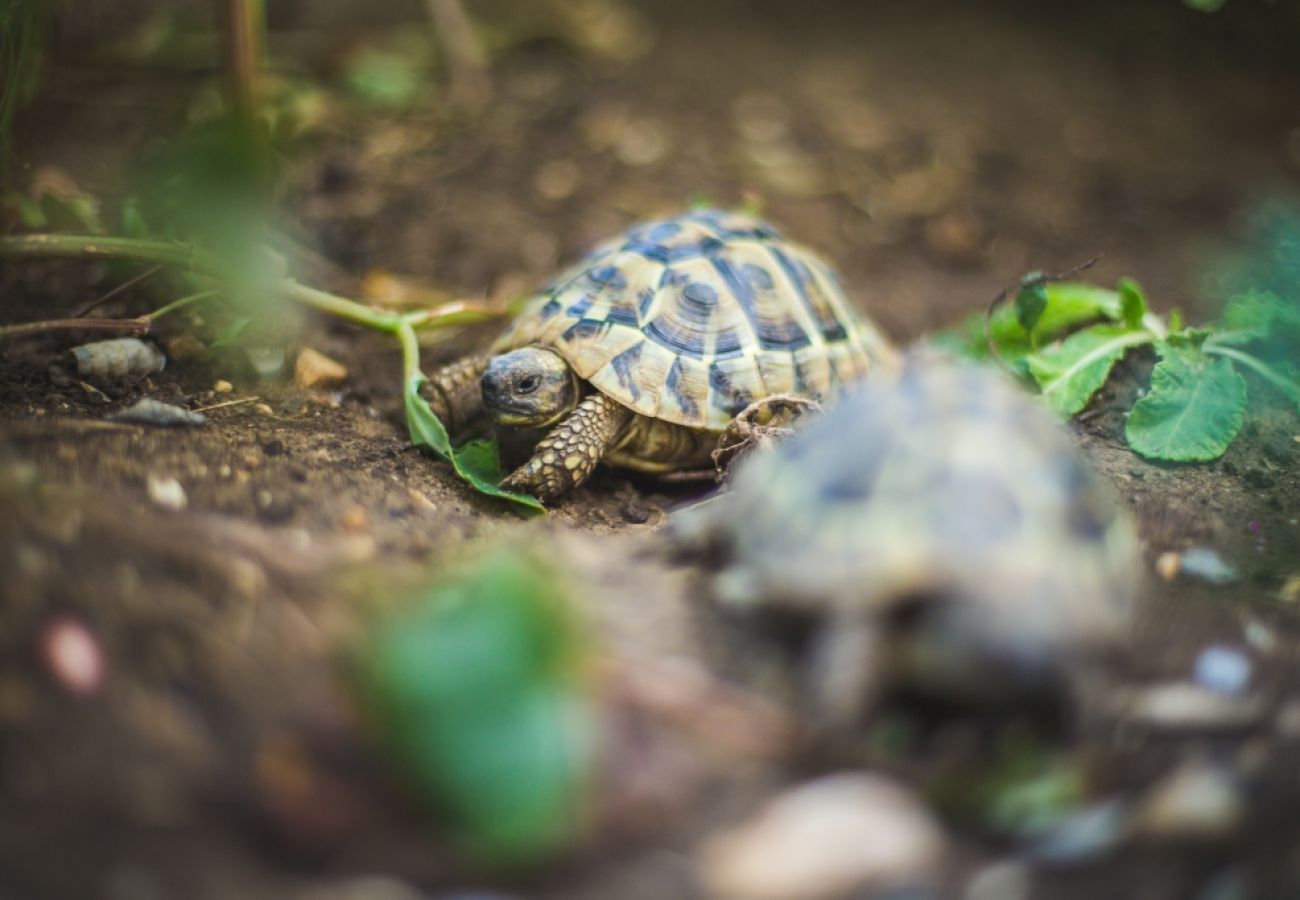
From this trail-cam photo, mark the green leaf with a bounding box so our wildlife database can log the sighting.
[1027,324,1154,417]
[1217,289,1300,347]
[356,552,591,862]
[1015,279,1048,335]
[209,315,252,349]
[1126,340,1247,462]
[404,374,545,512]
[1203,343,1300,412]
[1118,277,1147,329]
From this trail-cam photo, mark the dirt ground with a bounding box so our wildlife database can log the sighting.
[2,1,1300,898]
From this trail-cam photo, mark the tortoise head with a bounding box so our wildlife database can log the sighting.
[481,346,579,427]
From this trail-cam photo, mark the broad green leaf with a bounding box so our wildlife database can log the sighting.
[1118,277,1147,329]
[1037,281,1123,333]
[1126,340,1246,461]
[356,552,591,861]
[1027,324,1154,417]
[404,374,545,512]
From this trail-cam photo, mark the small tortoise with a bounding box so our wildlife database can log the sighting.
[423,209,897,502]
[673,359,1140,724]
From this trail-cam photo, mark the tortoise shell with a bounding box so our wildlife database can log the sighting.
[492,209,896,432]
[679,359,1140,658]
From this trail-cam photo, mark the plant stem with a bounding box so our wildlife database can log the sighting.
[0,317,150,340]
[0,233,228,277]
[282,280,400,332]
[396,322,426,385]
[1204,343,1300,406]
[144,289,221,322]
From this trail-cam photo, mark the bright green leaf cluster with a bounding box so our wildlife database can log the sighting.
[934,276,1300,463]
[355,551,593,863]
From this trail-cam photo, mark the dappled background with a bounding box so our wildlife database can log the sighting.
[2,1,1300,898]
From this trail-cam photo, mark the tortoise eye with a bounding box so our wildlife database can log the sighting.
[517,374,541,395]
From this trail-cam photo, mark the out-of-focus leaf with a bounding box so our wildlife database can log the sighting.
[404,373,544,511]
[1015,277,1048,335]
[356,551,592,862]
[210,315,253,349]
[1126,339,1247,461]
[1118,277,1147,329]
[1027,324,1152,417]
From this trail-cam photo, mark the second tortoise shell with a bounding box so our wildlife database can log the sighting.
[492,209,896,431]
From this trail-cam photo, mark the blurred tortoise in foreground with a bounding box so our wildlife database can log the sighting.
[423,209,897,503]
[673,360,1141,725]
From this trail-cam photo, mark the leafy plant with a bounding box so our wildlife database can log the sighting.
[938,276,1300,462]
[353,550,593,862]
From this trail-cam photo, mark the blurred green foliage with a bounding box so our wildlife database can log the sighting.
[935,260,1299,461]
[0,0,50,180]
[354,551,593,862]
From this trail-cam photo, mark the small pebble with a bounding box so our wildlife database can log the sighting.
[341,504,370,533]
[1243,620,1276,655]
[1155,551,1181,582]
[146,475,187,511]
[70,337,165,379]
[254,403,275,416]
[1277,575,1300,603]
[108,399,206,427]
[1024,800,1129,867]
[294,347,348,389]
[1131,760,1243,842]
[699,773,946,900]
[213,379,234,394]
[246,346,286,379]
[1193,646,1251,695]
[41,616,105,696]
[964,861,1031,900]
[1179,548,1238,585]
[1114,682,1265,733]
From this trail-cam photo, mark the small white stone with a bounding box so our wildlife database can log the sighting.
[1193,646,1251,695]
[965,860,1031,900]
[42,616,105,696]
[1114,682,1265,733]
[146,475,186,511]
[699,773,946,900]
[1132,760,1244,842]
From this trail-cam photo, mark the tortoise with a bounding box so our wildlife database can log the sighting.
[423,209,897,502]
[672,358,1140,725]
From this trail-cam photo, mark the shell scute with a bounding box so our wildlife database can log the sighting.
[495,209,891,430]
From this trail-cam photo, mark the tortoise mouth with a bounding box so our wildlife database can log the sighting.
[491,407,570,428]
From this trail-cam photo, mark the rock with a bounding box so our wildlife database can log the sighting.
[1192,646,1251,695]
[1179,548,1238,585]
[1024,800,1129,867]
[213,379,234,394]
[146,475,187,511]
[1131,760,1244,842]
[1110,682,1266,733]
[698,773,946,900]
[41,616,105,696]
[294,347,349,389]
[1155,551,1181,582]
[108,399,206,427]
[246,346,287,380]
[964,861,1031,900]
[70,337,165,379]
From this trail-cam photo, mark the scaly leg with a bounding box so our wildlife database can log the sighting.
[712,393,822,481]
[421,354,490,434]
[501,393,632,503]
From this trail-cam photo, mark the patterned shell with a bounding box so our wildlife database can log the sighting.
[493,209,896,431]
[679,360,1140,654]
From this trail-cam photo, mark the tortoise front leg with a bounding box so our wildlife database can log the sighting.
[421,354,490,434]
[501,393,632,503]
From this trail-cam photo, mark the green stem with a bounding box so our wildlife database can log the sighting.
[396,322,426,385]
[0,233,228,276]
[283,280,401,332]
[1204,342,1300,406]
[144,288,221,322]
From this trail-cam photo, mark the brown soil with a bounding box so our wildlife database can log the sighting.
[2,2,1299,898]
